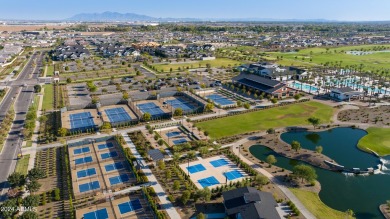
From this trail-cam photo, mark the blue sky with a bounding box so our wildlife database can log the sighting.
[1,0,390,21]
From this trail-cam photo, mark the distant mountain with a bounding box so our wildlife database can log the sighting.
[67,11,155,21]
[66,12,339,22]
[67,11,202,22]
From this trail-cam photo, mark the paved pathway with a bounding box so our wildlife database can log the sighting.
[121,133,181,219]
[231,141,316,219]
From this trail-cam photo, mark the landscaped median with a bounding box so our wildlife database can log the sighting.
[196,101,334,139]
[289,188,354,219]
[358,127,390,156]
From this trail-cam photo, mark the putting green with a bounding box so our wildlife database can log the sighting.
[358,127,390,156]
[196,101,334,139]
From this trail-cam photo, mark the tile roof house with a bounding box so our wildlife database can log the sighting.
[222,187,281,219]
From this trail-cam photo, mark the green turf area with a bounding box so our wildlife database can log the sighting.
[264,44,390,72]
[290,188,353,219]
[25,140,33,148]
[15,154,30,175]
[46,65,54,76]
[357,127,390,156]
[196,101,333,139]
[42,84,54,111]
[152,58,243,73]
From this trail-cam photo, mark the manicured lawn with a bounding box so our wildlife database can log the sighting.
[15,154,30,175]
[42,84,54,111]
[196,101,334,139]
[357,127,390,156]
[152,58,243,73]
[265,44,390,72]
[290,188,353,219]
[46,65,54,76]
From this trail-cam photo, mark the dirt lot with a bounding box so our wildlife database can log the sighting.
[338,105,390,126]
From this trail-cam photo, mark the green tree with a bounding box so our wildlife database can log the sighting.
[315,146,323,154]
[122,91,129,100]
[291,140,301,152]
[28,168,46,180]
[199,146,209,156]
[26,180,41,193]
[255,174,269,188]
[33,85,41,93]
[205,102,214,111]
[237,100,242,107]
[173,180,180,191]
[266,155,277,167]
[174,108,183,116]
[7,172,25,188]
[66,78,72,83]
[266,128,275,134]
[181,190,191,205]
[0,199,18,218]
[202,187,211,201]
[53,188,61,201]
[293,94,301,100]
[271,98,278,104]
[58,128,68,137]
[307,117,321,129]
[196,213,206,219]
[243,102,250,109]
[22,195,40,208]
[142,112,151,121]
[157,160,165,170]
[165,169,172,180]
[293,164,317,183]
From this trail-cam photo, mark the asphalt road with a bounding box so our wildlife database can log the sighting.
[0,51,42,201]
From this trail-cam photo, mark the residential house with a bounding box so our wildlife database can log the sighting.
[222,187,281,219]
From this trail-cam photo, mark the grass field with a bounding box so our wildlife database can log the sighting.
[265,44,390,72]
[357,127,390,156]
[15,154,30,175]
[196,101,334,139]
[42,84,54,111]
[152,58,243,73]
[290,188,353,219]
[46,65,54,76]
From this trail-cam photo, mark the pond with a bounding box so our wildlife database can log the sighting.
[250,127,390,219]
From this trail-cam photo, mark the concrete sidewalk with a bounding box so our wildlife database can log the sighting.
[121,133,181,219]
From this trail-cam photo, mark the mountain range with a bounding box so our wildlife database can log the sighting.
[66,11,334,22]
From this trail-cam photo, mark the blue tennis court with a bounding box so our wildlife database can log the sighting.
[198,176,220,188]
[75,156,93,165]
[118,199,143,214]
[137,102,165,116]
[100,151,118,160]
[79,181,100,193]
[98,142,114,150]
[109,174,130,185]
[83,208,109,219]
[166,131,181,138]
[77,168,96,179]
[206,94,234,106]
[105,162,124,172]
[73,146,90,155]
[69,112,95,130]
[224,170,244,180]
[105,107,132,123]
[173,138,187,145]
[210,158,229,167]
[187,164,206,174]
[165,97,195,111]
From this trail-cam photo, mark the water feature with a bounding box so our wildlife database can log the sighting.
[250,127,390,219]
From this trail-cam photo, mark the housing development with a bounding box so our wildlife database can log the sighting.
[0,4,390,219]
